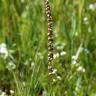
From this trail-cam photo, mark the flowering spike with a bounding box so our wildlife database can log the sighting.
[45,0,53,64]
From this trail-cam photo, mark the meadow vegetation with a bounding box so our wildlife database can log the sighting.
[0,0,96,96]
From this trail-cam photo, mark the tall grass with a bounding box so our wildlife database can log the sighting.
[0,0,96,96]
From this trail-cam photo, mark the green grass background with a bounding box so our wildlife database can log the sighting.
[0,0,96,96]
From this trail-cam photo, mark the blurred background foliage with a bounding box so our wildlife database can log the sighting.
[0,0,96,96]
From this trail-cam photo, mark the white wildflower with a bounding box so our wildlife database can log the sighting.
[72,55,77,61]
[56,43,66,50]
[57,76,62,80]
[60,51,66,56]
[84,48,90,54]
[10,90,14,95]
[72,60,77,65]
[88,3,96,11]
[83,16,89,24]
[0,43,8,59]
[30,61,35,70]
[83,16,88,22]
[82,68,85,73]
[48,72,52,75]
[0,91,7,96]
[6,61,16,71]
[49,68,57,75]
[53,79,56,82]
[53,53,59,59]
[52,69,57,74]
[31,62,35,67]
[57,46,63,50]
[75,32,78,37]
[77,66,85,72]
